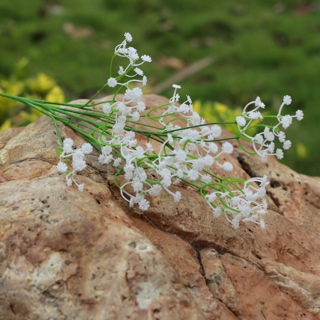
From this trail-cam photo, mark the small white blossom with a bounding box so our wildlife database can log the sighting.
[174,191,181,202]
[124,87,143,103]
[209,143,218,154]
[118,66,125,75]
[139,198,150,211]
[248,111,262,120]
[107,77,118,88]
[264,127,274,141]
[276,149,284,160]
[222,142,233,154]
[113,158,122,167]
[63,138,74,153]
[141,55,152,62]
[201,174,212,183]
[174,149,187,162]
[255,96,265,108]
[57,162,68,173]
[131,111,140,121]
[102,103,112,115]
[148,184,162,197]
[283,95,292,105]
[280,115,293,129]
[102,145,112,155]
[66,177,72,187]
[81,143,93,154]
[296,110,304,121]
[124,32,133,42]
[188,169,199,181]
[283,140,292,150]
[203,155,214,166]
[222,162,233,171]
[206,192,217,202]
[187,129,200,142]
[73,160,86,172]
[236,116,246,127]
[210,125,222,138]
[278,131,286,143]
[134,67,144,76]
[99,154,113,164]
[142,76,148,86]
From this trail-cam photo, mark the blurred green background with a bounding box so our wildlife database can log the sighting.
[0,0,319,175]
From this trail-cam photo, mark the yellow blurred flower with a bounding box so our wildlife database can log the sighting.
[0,60,65,130]
[296,143,308,159]
[27,73,56,95]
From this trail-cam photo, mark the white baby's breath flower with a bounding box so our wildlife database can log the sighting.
[102,145,112,155]
[118,66,125,75]
[63,138,74,153]
[124,32,133,42]
[107,77,118,88]
[57,162,68,173]
[187,169,199,181]
[72,156,86,171]
[174,191,181,202]
[209,142,218,154]
[174,149,187,162]
[236,116,246,127]
[222,162,233,172]
[296,110,304,121]
[141,55,152,62]
[102,103,112,115]
[255,96,265,108]
[134,67,144,76]
[81,143,93,154]
[201,174,212,183]
[283,95,292,105]
[131,111,140,121]
[98,154,113,164]
[142,76,148,86]
[206,192,216,203]
[139,198,150,211]
[278,131,286,143]
[283,140,292,150]
[222,142,233,154]
[113,158,122,167]
[148,184,162,197]
[280,115,293,129]
[276,149,284,160]
[210,125,222,138]
[66,177,73,187]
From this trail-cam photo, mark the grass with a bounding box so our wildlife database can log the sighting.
[0,0,319,175]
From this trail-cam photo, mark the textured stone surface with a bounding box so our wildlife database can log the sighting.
[0,94,320,320]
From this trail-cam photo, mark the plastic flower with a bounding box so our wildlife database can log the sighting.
[107,77,118,87]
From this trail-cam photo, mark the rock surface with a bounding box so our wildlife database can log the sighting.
[0,94,320,320]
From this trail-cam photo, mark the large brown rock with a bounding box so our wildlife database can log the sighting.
[0,94,320,320]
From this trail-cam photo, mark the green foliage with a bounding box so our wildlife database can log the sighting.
[0,58,65,130]
[0,0,317,174]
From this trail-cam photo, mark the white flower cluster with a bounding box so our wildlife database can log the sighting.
[56,33,303,229]
[104,81,268,228]
[57,137,93,191]
[205,175,268,229]
[106,32,151,90]
[236,95,304,162]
